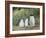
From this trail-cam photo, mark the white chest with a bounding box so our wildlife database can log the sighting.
[30,16,35,26]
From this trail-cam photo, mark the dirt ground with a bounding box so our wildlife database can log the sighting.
[13,25,40,31]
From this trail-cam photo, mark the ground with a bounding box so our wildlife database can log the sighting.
[13,25,40,31]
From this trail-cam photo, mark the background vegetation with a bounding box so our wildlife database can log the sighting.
[13,7,40,31]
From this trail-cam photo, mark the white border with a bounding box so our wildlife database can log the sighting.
[10,4,43,34]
